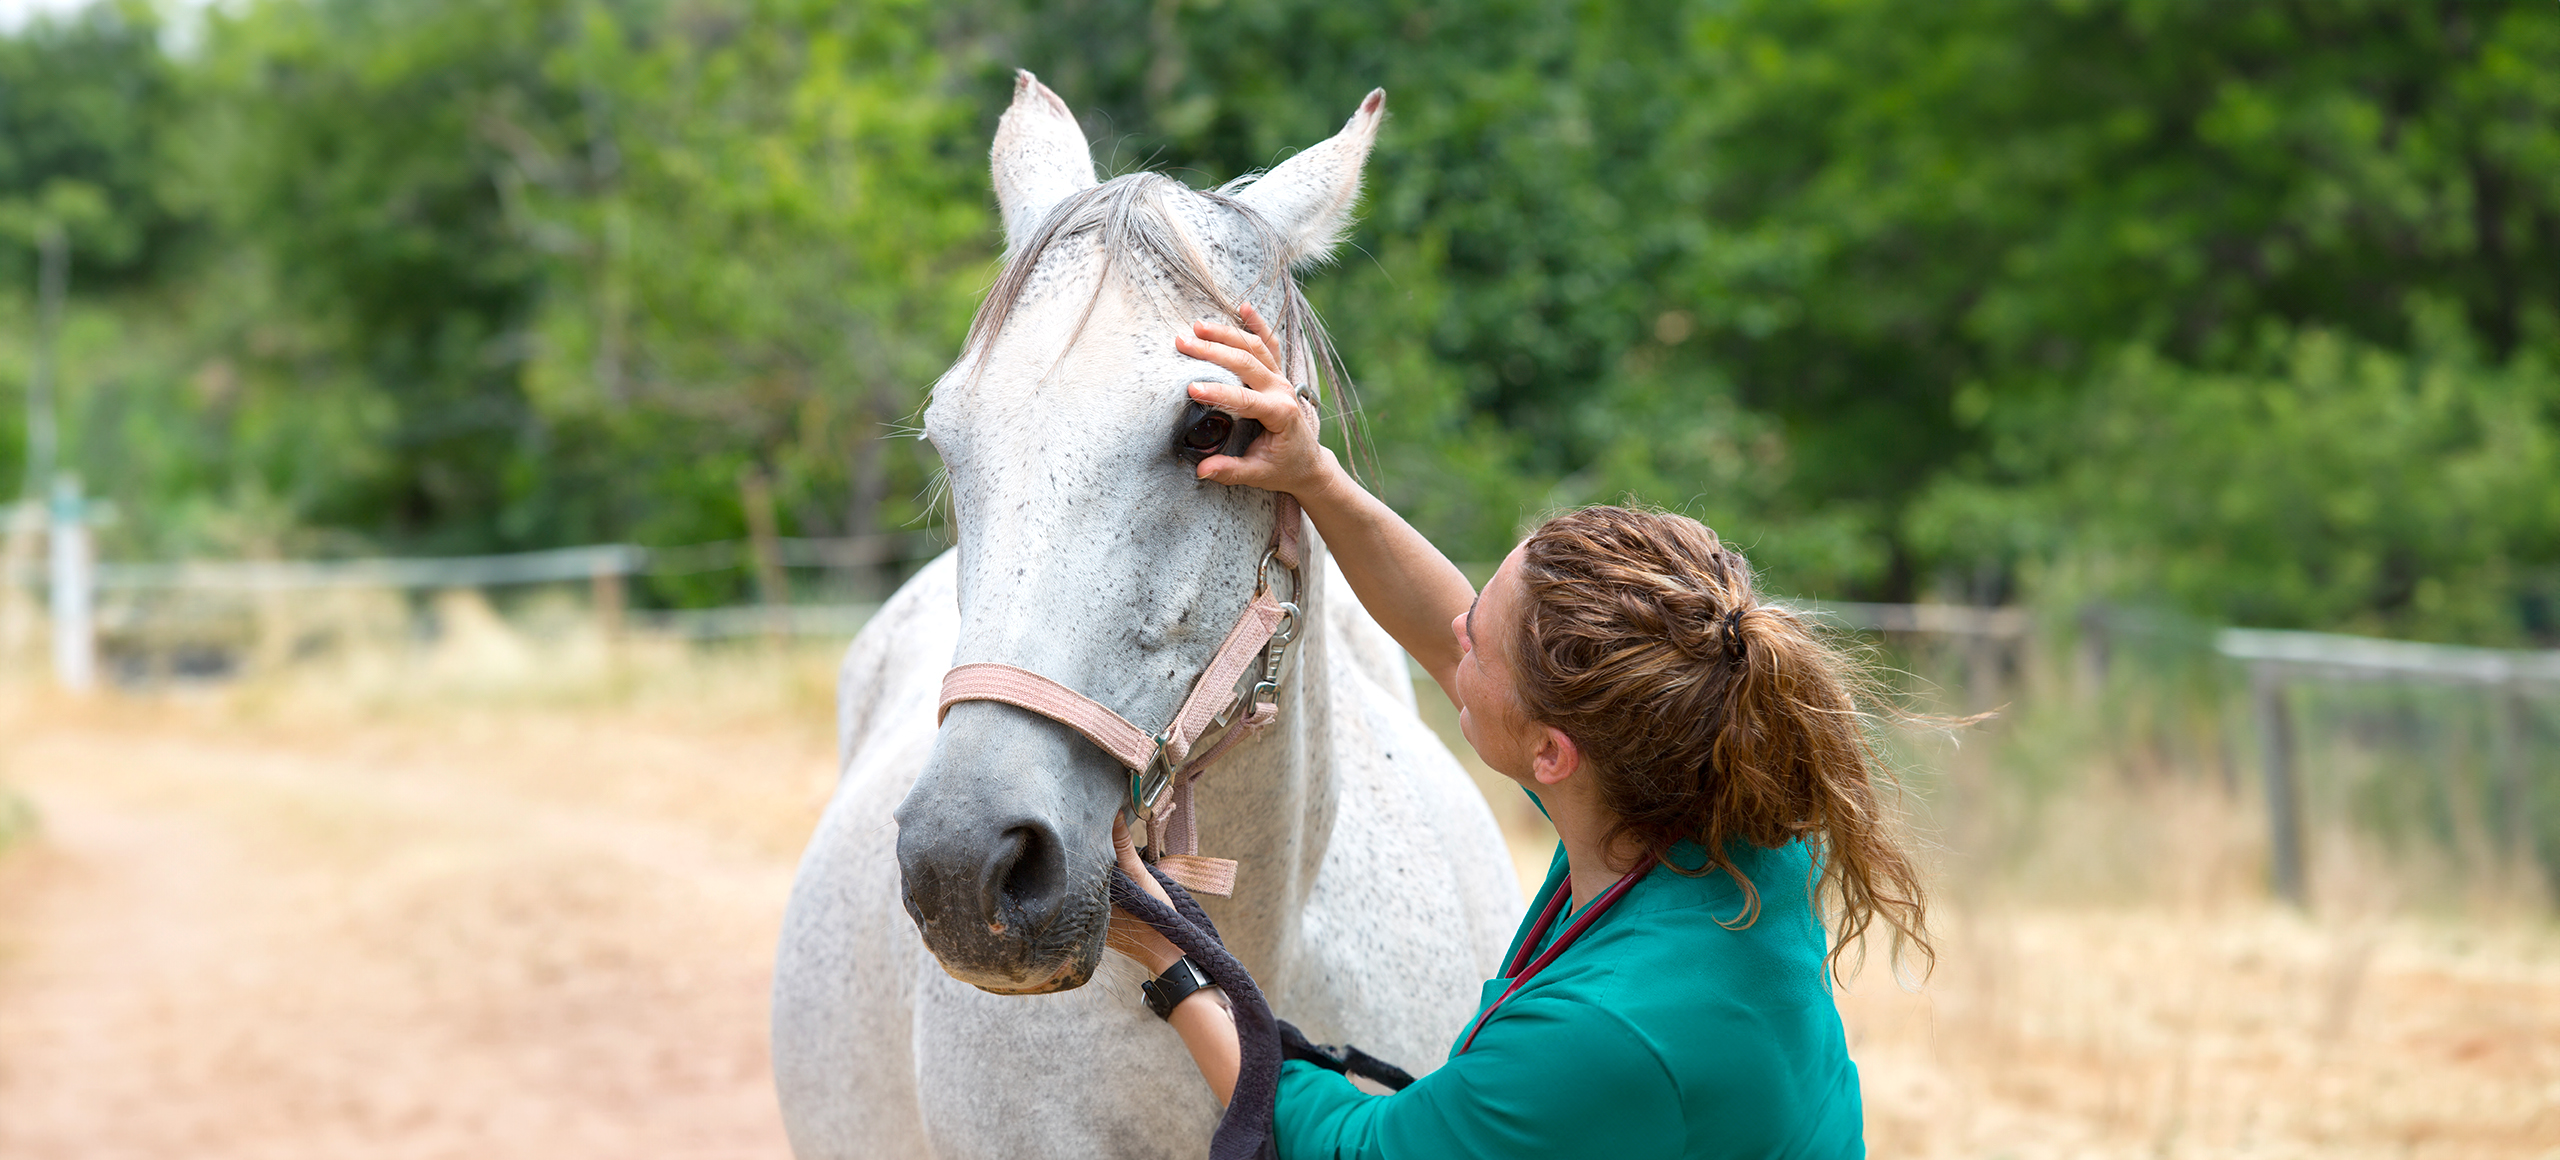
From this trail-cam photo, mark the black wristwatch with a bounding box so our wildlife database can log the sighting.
[1140,957,1217,1020]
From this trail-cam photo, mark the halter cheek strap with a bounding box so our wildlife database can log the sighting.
[935,495,1305,898]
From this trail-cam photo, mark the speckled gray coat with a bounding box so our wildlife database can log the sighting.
[770,73,1519,1160]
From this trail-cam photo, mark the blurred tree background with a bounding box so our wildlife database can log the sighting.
[1,0,2555,641]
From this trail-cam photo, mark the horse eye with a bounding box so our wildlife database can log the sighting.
[1180,407,1233,455]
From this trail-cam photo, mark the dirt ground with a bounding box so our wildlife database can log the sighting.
[0,651,2554,1159]
[0,654,837,1160]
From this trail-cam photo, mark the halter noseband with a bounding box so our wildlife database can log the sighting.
[934,495,1307,898]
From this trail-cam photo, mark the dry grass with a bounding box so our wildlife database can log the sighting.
[1846,794,2556,1155]
[0,624,2553,1158]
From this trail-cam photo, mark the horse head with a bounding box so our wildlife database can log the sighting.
[895,73,1382,994]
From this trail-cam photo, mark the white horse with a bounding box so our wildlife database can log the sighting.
[771,74,1519,1159]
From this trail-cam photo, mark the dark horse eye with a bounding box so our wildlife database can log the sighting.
[1176,400,1259,464]
[1185,409,1233,452]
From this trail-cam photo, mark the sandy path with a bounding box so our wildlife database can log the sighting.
[2,679,2555,1159]
[0,694,832,1160]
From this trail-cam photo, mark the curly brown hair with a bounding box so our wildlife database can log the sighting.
[1511,505,1932,981]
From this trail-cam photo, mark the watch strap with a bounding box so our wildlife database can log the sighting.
[1140,956,1215,1020]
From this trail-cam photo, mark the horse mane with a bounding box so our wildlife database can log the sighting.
[955,172,1370,475]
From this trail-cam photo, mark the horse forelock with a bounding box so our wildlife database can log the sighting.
[945,172,1351,415]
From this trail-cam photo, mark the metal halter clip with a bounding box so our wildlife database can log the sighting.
[1256,549,1300,605]
[1130,729,1178,817]
[1212,598,1300,729]
[1253,602,1300,708]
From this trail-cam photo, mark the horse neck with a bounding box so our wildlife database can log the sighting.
[1187,541,1338,983]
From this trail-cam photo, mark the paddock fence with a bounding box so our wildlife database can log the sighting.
[1866,602,2554,912]
[0,530,947,686]
[5,533,2552,909]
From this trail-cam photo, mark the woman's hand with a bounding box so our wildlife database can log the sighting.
[1105,815,1185,976]
[1180,303,1479,713]
[1175,303,1337,499]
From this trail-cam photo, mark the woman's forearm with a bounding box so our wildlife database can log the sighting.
[1297,452,1474,704]
[1110,820,1245,1108]
[1169,990,1242,1106]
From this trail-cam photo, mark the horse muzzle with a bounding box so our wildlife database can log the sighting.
[895,805,1110,993]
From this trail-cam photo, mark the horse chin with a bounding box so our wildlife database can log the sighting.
[973,954,1097,995]
[935,941,1101,995]
[918,914,1106,995]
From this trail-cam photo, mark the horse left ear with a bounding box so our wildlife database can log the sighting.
[1235,89,1385,269]
[992,70,1100,252]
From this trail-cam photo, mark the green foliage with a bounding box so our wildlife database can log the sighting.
[0,0,2554,638]
[514,0,985,560]
[184,0,573,547]
[1678,0,2560,633]
[1922,312,2560,641]
[0,0,180,278]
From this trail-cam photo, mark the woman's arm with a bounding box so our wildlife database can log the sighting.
[1106,818,1242,1106]
[1176,308,1475,703]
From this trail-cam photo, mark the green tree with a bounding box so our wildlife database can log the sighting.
[0,0,181,283]
[511,0,985,563]
[186,0,569,548]
[5,0,2556,640]
[1684,0,2560,633]
[980,0,2560,639]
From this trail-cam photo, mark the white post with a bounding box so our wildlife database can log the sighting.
[48,474,92,692]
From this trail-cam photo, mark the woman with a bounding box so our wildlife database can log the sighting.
[1106,306,1931,1158]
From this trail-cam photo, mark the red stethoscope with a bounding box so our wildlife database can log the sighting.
[1455,857,1658,1055]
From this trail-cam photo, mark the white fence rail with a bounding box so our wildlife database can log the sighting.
[97,545,649,592]
[6,533,947,682]
[23,532,2560,909]
[88,533,940,592]
[2214,626,2556,906]
[2221,626,2560,685]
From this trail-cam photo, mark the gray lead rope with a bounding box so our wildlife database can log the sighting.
[1110,865,1283,1160]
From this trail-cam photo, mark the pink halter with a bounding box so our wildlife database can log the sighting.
[936,496,1306,897]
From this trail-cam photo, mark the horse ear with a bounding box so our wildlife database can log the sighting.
[1235,89,1386,268]
[992,70,1099,250]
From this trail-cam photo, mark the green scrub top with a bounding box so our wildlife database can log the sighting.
[1275,833,1865,1159]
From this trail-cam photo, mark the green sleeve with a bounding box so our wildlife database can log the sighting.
[1275,995,1683,1160]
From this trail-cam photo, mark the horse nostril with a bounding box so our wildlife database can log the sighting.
[981,822,1065,929]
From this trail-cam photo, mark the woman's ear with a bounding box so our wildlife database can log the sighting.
[1530,724,1581,788]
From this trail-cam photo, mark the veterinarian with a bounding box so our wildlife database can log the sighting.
[1103,304,1930,1158]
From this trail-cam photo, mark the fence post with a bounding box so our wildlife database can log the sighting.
[2076,603,2112,702]
[48,474,93,692]
[2252,662,2305,906]
[2496,680,2535,873]
[591,553,626,645]
[739,468,788,641]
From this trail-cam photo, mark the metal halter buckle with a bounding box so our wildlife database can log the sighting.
[1131,729,1178,816]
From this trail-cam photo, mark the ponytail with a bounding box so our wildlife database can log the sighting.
[1512,506,1932,982]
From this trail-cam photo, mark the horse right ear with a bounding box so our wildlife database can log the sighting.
[991,70,1099,251]
[1234,89,1386,269]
